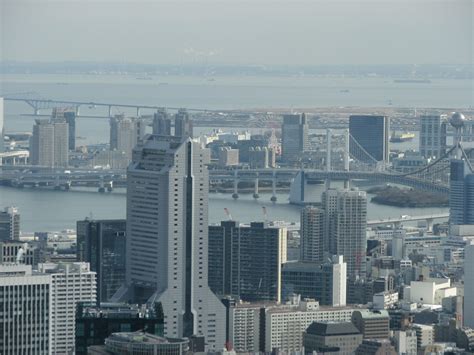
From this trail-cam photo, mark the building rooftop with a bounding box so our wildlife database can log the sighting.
[306,321,360,336]
[77,302,159,319]
[353,309,389,319]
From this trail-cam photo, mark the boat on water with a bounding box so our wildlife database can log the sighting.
[394,79,431,83]
[390,131,415,143]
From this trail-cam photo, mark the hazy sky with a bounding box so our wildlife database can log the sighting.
[1,0,472,65]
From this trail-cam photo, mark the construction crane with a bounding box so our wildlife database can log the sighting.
[224,207,233,221]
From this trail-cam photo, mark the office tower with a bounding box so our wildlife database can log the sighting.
[335,189,367,279]
[303,321,362,354]
[349,115,390,162]
[174,109,193,138]
[52,108,76,150]
[75,302,164,355]
[300,206,324,263]
[464,174,474,224]
[208,220,287,302]
[0,97,4,153]
[122,135,225,350]
[0,240,38,265]
[450,159,469,225]
[109,115,146,160]
[351,309,390,339]
[0,264,51,354]
[0,206,20,241]
[282,255,347,306]
[465,242,474,328]
[38,262,97,354]
[152,109,172,135]
[281,113,309,162]
[419,114,447,159]
[322,188,338,254]
[30,118,69,167]
[76,219,126,302]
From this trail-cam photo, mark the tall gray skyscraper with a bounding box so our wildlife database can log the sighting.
[0,206,20,241]
[349,115,390,163]
[419,114,447,159]
[30,118,69,167]
[152,109,172,135]
[120,135,225,350]
[52,108,76,150]
[281,113,309,162]
[109,115,146,160]
[300,206,325,263]
[174,109,193,138]
[335,189,367,279]
[322,188,339,254]
[0,97,4,154]
[449,159,474,225]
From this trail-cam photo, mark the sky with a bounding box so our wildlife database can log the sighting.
[1,0,472,66]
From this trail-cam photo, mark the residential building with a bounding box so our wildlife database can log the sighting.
[349,115,390,163]
[0,264,51,354]
[393,329,418,355]
[119,135,225,350]
[109,115,146,160]
[52,108,76,150]
[152,109,172,136]
[303,321,363,354]
[76,219,126,302]
[351,309,390,339]
[373,291,399,310]
[30,118,69,167]
[321,188,338,254]
[281,256,347,307]
[465,242,474,328]
[300,206,324,263]
[0,206,20,241]
[75,302,164,355]
[208,220,286,302]
[412,324,434,349]
[281,113,309,162]
[355,339,397,355]
[419,114,447,159]
[174,109,193,138]
[227,301,261,353]
[218,147,239,167]
[38,262,97,354]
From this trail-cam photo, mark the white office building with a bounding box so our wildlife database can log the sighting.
[120,135,225,351]
[0,264,52,354]
[419,114,447,159]
[38,262,96,354]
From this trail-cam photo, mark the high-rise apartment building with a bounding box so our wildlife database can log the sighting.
[0,264,51,354]
[38,262,97,354]
[465,242,474,328]
[174,109,193,138]
[52,108,76,150]
[419,115,447,159]
[281,113,309,162]
[322,188,338,254]
[335,189,367,279]
[121,135,225,350]
[0,206,20,241]
[349,115,390,162]
[208,220,287,302]
[30,118,69,167]
[109,115,146,160]
[76,219,126,302]
[152,109,172,135]
[300,206,325,263]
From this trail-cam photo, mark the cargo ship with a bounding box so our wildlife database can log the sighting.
[390,131,415,143]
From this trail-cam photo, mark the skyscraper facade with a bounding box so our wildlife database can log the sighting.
[152,109,172,136]
[300,206,325,263]
[335,189,367,279]
[123,135,225,350]
[349,115,390,162]
[0,264,51,354]
[419,114,447,159]
[208,220,287,302]
[174,109,193,138]
[30,118,69,167]
[109,115,146,160]
[38,262,97,354]
[450,159,468,225]
[0,206,20,241]
[464,242,474,328]
[0,97,4,154]
[322,188,338,254]
[52,108,76,151]
[76,219,126,302]
[281,113,309,162]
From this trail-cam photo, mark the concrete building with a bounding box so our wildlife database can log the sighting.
[248,146,275,168]
[75,302,164,355]
[281,113,309,162]
[419,114,447,159]
[0,206,20,241]
[282,256,347,307]
[303,321,363,354]
[465,242,474,328]
[38,262,97,354]
[30,118,69,167]
[0,240,38,265]
[218,147,239,167]
[109,115,146,160]
[373,291,399,310]
[300,206,324,263]
[335,189,367,279]
[0,264,51,355]
[404,278,457,305]
[449,159,471,225]
[76,219,126,302]
[393,329,418,355]
[412,324,435,349]
[119,135,225,351]
[208,220,286,302]
[322,188,338,254]
[152,109,172,136]
[349,115,390,163]
[174,109,193,138]
[355,339,397,355]
[351,309,390,339]
[0,97,4,153]
[227,302,261,353]
[52,108,76,150]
